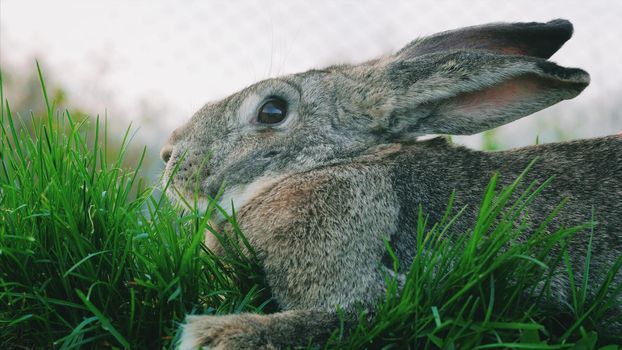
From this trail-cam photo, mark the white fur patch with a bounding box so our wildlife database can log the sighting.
[177,322,201,350]
[216,174,286,222]
[415,134,440,141]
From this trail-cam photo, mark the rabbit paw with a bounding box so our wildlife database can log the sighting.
[178,314,274,350]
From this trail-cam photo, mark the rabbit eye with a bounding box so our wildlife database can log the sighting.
[257,98,288,125]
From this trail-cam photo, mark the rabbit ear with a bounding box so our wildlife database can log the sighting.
[397,19,573,59]
[403,57,590,135]
[339,50,589,138]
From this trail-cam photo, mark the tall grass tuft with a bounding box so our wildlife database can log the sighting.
[1,67,620,349]
[0,66,267,349]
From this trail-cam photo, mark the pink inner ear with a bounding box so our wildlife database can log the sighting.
[499,46,527,55]
[450,76,541,114]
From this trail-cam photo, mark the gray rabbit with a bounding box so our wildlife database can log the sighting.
[160,19,622,349]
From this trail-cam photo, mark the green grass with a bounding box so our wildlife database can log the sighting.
[0,66,268,349]
[1,67,621,349]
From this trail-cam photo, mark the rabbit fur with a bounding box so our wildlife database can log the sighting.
[160,19,622,349]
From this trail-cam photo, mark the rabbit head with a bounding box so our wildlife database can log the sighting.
[161,19,589,212]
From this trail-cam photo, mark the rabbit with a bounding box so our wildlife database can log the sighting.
[160,19,622,349]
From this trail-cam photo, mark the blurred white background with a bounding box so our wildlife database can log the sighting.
[1,0,621,174]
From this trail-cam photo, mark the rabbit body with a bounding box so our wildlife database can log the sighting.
[162,20,622,349]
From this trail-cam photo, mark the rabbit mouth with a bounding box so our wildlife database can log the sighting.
[166,184,211,214]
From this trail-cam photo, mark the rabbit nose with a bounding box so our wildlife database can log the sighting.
[160,144,173,163]
[161,124,188,163]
